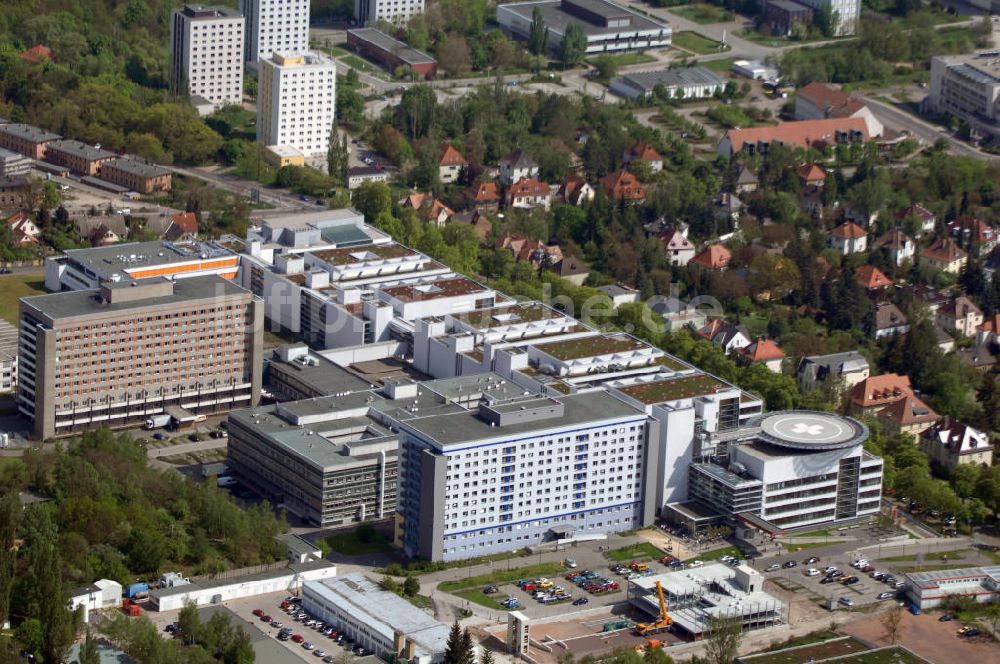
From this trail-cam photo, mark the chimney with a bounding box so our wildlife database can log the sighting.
[405,639,417,660]
[394,631,406,655]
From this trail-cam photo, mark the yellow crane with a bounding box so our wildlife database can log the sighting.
[635,581,673,636]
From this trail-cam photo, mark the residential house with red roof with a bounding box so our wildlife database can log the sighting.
[737,336,785,373]
[717,118,869,158]
[873,229,915,266]
[659,228,696,266]
[5,212,40,245]
[920,237,968,274]
[598,170,645,202]
[499,233,563,270]
[828,222,867,254]
[936,296,983,337]
[690,244,731,270]
[977,313,1000,346]
[623,141,663,173]
[470,181,500,213]
[946,216,997,257]
[403,193,455,227]
[854,264,892,291]
[876,393,940,442]
[895,203,936,236]
[797,163,826,188]
[507,178,552,211]
[20,45,55,63]
[794,82,883,137]
[438,143,466,184]
[848,373,913,416]
[558,174,594,206]
[165,212,198,241]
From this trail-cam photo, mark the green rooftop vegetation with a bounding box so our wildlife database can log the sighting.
[619,373,729,404]
[537,334,646,361]
[741,636,870,664]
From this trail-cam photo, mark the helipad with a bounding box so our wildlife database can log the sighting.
[757,411,867,451]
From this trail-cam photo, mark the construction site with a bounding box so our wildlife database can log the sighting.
[627,563,786,640]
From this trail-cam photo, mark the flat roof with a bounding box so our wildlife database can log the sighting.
[62,239,235,278]
[102,158,172,178]
[450,302,565,329]
[757,411,868,451]
[533,333,649,361]
[348,28,436,66]
[269,352,375,395]
[0,123,60,143]
[399,390,643,448]
[47,139,116,162]
[275,533,321,557]
[381,276,488,302]
[615,66,726,91]
[906,565,1000,589]
[179,5,242,19]
[308,573,450,657]
[310,243,418,266]
[617,373,732,404]
[22,275,248,320]
[499,0,670,36]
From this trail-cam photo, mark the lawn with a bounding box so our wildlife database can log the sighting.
[341,54,390,79]
[453,589,507,610]
[407,594,433,610]
[672,31,729,55]
[669,4,734,24]
[585,52,657,68]
[438,561,565,593]
[0,274,46,325]
[741,636,870,664]
[327,529,393,556]
[701,57,738,73]
[606,542,668,562]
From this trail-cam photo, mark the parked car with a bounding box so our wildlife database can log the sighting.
[314,650,327,658]
[804,557,819,564]
[292,635,305,643]
[838,596,854,607]
[572,597,589,606]
[765,564,781,572]
[687,560,704,568]
[252,609,265,618]
[153,432,167,441]
[270,621,282,628]
[565,559,577,568]
[483,585,498,594]
[303,642,315,651]
[840,576,860,585]
[805,568,820,576]
[783,561,797,568]
[939,614,953,621]
[878,592,896,600]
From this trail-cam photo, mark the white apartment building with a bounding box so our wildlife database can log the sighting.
[928,52,1000,141]
[257,52,337,158]
[354,0,425,25]
[395,389,658,562]
[794,0,861,36]
[240,0,310,65]
[170,5,245,110]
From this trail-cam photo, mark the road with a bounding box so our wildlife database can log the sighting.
[147,437,227,471]
[165,164,309,211]
[859,94,1000,161]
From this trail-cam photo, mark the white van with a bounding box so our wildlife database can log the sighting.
[806,568,820,576]
[217,475,237,487]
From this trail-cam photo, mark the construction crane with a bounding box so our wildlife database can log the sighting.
[635,581,673,636]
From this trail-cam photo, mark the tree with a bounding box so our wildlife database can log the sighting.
[22,505,76,664]
[459,627,476,664]
[327,128,349,183]
[560,23,587,67]
[223,627,255,664]
[748,254,801,302]
[704,615,743,664]
[593,55,618,81]
[949,464,980,500]
[79,630,100,664]
[396,85,437,140]
[443,621,463,664]
[403,575,420,598]
[881,605,906,645]
[336,86,365,130]
[528,7,548,56]
[438,35,472,77]
[42,181,61,210]
[352,181,393,223]
[178,601,202,642]
[0,491,18,629]
[479,649,496,664]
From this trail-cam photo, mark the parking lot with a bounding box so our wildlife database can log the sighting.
[761,555,905,609]
[842,607,998,663]
[145,590,375,664]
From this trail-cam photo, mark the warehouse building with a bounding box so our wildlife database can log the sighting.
[498,0,672,56]
[347,28,437,78]
[609,66,727,101]
[629,563,785,639]
[44,139,116,176]
[904,565,1000,609]
[151,561,336,611]
[18,275,263,439]
[303,573,453,664]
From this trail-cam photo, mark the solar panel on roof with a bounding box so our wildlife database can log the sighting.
[320,225,372,246]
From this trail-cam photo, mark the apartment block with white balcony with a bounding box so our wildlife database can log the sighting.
[240,0,310,64]
[170,5,245,111]
[257,52,337,158]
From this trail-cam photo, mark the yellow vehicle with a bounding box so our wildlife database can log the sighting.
[635,581,673,636]
[537,578,554,589]
[631,562,650,573]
